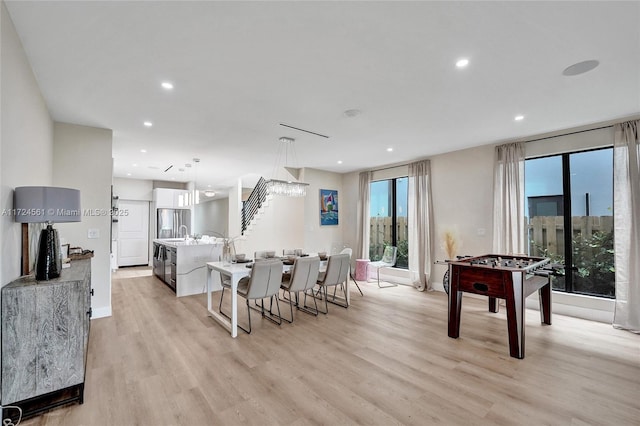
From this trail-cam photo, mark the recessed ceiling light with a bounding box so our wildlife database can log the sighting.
[161,82,174,90]
[456,58,469,68]
[126,173,132,176]
[562,60,599,76]
[132,163,138,167]
[140,149,147,153]
[171,177,176,180]
[387,147,393,152]
[143,121,152,127]
[514,115,525,121]
[337,160,343,164]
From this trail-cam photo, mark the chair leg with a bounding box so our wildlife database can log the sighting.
[218,286,225,313]
[296,289,319,316]
[317,286,329,314]
[239,299,252,334]
[326,284,349,308]
[261,295,282,326]
[235,299,252,334]
[350,272,364,296]
[377,267,398,288]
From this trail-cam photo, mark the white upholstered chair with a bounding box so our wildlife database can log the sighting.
[280,256,321,322]
[218,259,283,333]
[316,253,350,313]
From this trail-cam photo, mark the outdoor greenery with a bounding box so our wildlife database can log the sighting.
[530,230,615,297]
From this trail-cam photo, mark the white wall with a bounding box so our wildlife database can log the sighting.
[194,197,228,237]
[53,122,113,318]
[233,169,348,258]
[341,171,360,258]
[301,168,345,254]
[234,195,305,258]
[1,1,54,285]
[430,144,495,284]
[113,177,153,201]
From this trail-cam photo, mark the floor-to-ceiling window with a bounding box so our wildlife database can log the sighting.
[369,177,408,268]
[525,147,614,297]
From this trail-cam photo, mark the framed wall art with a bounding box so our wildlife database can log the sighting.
[320,189,338,226]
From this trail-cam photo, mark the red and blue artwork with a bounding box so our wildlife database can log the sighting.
[320,189,338,226]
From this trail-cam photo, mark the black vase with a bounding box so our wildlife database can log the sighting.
[35,224,62,281]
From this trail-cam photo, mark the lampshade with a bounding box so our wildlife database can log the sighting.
[14,186,81,281]
[14,186,81,223]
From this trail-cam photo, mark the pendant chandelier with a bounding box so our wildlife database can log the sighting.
[266,137,309,197]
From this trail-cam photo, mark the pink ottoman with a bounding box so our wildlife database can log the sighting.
[355,259,369,281]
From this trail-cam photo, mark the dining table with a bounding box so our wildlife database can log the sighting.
[206,255,342,337]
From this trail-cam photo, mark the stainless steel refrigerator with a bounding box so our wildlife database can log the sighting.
[157,208,191,239]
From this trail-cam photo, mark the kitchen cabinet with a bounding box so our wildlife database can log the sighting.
[1,259,92,420]
[153,239,222,297]
[153,188,191,209]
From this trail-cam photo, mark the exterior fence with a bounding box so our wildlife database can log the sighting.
[527,215,613,257]
[370,216,408,265]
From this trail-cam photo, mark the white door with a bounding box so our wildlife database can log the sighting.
[117,200,150,266]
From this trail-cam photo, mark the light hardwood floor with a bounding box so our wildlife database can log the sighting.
[21,267,640,426]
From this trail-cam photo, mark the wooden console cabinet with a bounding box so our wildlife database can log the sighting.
[1,259,92,420]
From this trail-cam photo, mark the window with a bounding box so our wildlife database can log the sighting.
[369,177,408,268]
[525,147,615,297]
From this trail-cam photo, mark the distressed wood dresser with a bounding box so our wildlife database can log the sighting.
[1,259,91,420]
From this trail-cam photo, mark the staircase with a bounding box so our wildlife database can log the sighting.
[241,177,270,235]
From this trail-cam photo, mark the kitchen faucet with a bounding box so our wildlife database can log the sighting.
[179,225,189,240]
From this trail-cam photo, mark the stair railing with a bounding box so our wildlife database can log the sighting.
[241,177,268,235]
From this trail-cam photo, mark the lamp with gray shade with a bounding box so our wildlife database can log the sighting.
[14,186,81,281]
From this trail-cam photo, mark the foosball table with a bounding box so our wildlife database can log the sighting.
[447,254,555,359]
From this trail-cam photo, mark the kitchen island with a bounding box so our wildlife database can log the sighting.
[153,238,223,297]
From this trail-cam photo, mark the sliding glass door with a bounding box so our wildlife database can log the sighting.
[525,147,614,297]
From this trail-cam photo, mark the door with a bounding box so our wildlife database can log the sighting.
[118,200,150,266]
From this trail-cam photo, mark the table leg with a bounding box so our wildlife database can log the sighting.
[448,273,462,339]
[539,282,552,325]
[231,278,238,338]
[488,297,499,313]
[505,275,525,359]
[206,266,212,312]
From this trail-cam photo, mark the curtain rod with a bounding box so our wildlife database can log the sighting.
[523,125,613,144]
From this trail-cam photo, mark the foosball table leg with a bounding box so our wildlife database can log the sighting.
[488,297,499,313]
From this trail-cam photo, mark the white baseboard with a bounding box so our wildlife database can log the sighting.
[91,305,112,319]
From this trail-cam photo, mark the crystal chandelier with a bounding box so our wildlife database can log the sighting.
[266,137,309,197]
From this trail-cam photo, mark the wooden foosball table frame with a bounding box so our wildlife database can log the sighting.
[447,254,553,359]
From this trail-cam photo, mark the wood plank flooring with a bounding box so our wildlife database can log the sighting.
[20,267,640,425]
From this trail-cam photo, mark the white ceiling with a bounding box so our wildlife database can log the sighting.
[6,1,640,195]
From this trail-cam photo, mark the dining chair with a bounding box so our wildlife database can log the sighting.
[368,245,398,288]
[254,250,277,260]
[283,248,303,256]
[218,259,283,334]
[279,256,321,322]
[316,253,350,313]
[340,247,363,296]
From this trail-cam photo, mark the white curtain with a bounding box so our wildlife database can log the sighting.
[408,160,434,291]
[492,142,526,254]
[613,120,640,333]
[356,171,372,260]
